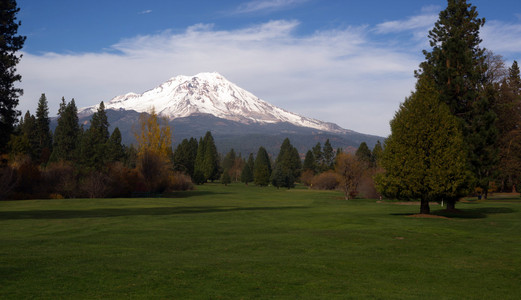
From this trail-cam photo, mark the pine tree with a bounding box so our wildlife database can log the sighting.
[81,102,110,170]
[355,142,372,167]
[173,138,198,177]
[495,61,521,191]
[35,93,52,164]
[0,0,26,153]
[323,139,334,170]
[271,138,300,188]
[193,137,206,184]
[312,142,323,172]
[254,146,271,186]
[202,131,220,182]
[303,150,316,173]
[371,141,383,168]
[107,127,125,163]
[241,153,254,185]
[419,0,497,202]
[8,111,36,158]
[50,98,80,162]
[376,76,469,214]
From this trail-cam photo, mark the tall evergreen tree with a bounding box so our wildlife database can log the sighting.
[50,98,80,162]
[254,146,271,186]
[35,93,52,164]
[312,142,323,172]
[495,61,521,191]
[419,0,497,202]
[355,142,372,167]
[240,153,255,185]
[107,127,125,163]
[303,150,316,173]
[202,131,219,182]
[0,0,26,152]
[271,138,300,188]
[193,137,206,184]
[376,76,469,214]
[173,138,198,177]
[8,111,36,158]
[323,139,334,170]
[81,102,110,170]
[371,141,383,168]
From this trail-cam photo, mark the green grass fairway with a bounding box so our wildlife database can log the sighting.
[1,184,520,299]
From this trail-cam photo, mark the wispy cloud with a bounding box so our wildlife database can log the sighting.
[139,9,152,15]
[375,14,436,34]
[18,20,417,136]
[482,20,521,56]
[234,0,309,14]
[17,11,521,136]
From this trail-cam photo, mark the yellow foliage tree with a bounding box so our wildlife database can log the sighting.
[134,108,172,159]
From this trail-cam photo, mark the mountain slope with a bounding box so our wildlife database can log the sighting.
[78,72,348,134]
[76,72,384,154]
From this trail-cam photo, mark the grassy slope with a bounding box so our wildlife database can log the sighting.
[1,184,520,299]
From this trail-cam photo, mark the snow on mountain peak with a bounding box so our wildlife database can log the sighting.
[78,72,346,133]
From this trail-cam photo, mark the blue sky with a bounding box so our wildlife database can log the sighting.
[16,0,521,136]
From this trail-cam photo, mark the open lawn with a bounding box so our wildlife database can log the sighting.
[1,184,520,299]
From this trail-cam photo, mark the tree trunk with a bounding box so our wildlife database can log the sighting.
[420,198,430,214]
[446,198,456,211]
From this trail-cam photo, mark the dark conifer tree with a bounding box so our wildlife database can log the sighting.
[303,150,316,173]
[81,102,110,170]
[254,146,271,186]
[35,94,52,164]
[107,127,125,163]
[371,141,383,167]
[355,142,372,167]
[323,139,334,170]
[0,0,26,152]
[312,142,323,172]
[174,138,199,177]
[496,61,521,191]
[193,137,206,184]
[50,98,80,162]
[271,138,300,188]
[376,75,469,214]
[202,131,219,182]
[419,0,497,203]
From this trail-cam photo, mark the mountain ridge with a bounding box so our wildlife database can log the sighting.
[76,72,384,154]
[78,72,350,134]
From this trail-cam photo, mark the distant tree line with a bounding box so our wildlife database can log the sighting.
[3,0,521,216]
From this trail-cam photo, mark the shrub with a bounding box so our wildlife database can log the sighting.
[0,165,16,200]
[300,170,314,187]
[311,171,339,190]
[168,172,194,191]
[81,171,110,198]
[43,161,79,198]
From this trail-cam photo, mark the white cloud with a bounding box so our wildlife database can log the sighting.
[482,20,521,57]
[375,14,437,34]
[18,19,418,136]
[139,10,152,15]
[234,0,309,14]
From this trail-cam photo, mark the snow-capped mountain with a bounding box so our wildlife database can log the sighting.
[78,72,348,134]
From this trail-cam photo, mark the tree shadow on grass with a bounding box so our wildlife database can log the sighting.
[392,207,516,219]
[0,205,307,220]
[162,190,229,198]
